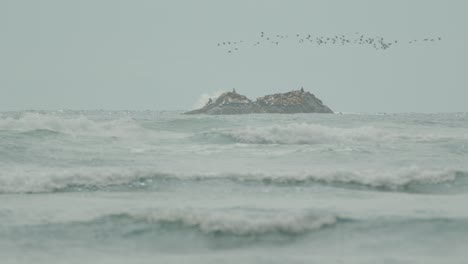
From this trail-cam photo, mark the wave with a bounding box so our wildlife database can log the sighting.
[0,209,341,249]
[5,208,467,239]
[192,90,225,110]
[199,123,391,144]
[247,167,466,191]
[4,210,467,252]
[0,112,147,138]
[0,167,172,194]
[110,210,338,236]
[1,166,466,194]
[198,123,466,145]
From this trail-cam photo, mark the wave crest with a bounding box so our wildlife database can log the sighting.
[0,167,171,194]
[0,167,465,194]
[248,167,464,191]
[201,123,395,144]
[107,210,338,236]
[199,123,468,144]
[0,112,144,137]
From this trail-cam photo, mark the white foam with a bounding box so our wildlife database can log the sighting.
[0,112,150,138]
[206,123,395,144]
[0,167,166,193]
[129,209,337,236]
[0,166,463,194]
[246,167,461,190]
[204,123,467,144]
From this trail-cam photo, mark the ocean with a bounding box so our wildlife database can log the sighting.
[0,110,467,264]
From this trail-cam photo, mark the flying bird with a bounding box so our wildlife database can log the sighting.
[218,32,443,54]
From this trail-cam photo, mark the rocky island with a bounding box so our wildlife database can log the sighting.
[184,88,333,115]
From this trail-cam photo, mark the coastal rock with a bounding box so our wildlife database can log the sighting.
[185,89,333,115]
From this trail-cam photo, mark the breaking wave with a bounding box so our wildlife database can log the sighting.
[1,166,466,194]
[245,167,466,190]
[0,209,341,248]
[192,90,224,110]
[200,123,390,144]
[199,123,465,144]
[0,167,171,194]
[0,112,146,137]
[4,210,467,251]
[108,210,338,236]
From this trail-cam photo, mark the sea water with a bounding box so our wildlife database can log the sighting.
[0,110,467,264]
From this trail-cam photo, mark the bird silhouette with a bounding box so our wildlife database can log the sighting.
[218,31,443,54]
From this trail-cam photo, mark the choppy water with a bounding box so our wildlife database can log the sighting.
[1,110,467,264]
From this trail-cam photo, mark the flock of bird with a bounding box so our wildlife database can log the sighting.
[217,32,442,54]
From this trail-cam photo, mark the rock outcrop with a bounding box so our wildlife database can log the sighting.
[185,89,333,115]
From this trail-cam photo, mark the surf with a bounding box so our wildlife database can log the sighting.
[1,166,466,194]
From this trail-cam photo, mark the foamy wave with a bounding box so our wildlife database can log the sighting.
[202,123,395,144]
[115,210,338,236]
[201,123,468,144]
[243,167,463,190]
[0,167,171,194]
[0,166,465,194]
[0,112,145,137]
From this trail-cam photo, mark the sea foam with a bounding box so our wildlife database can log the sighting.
[92,210,338,236]
[0,112,145,137]
[0,166,464,194]
[201,123,466,144]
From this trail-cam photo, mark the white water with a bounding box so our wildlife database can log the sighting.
[0,111,467,264]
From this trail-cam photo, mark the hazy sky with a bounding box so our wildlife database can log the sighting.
[1,0,467,113]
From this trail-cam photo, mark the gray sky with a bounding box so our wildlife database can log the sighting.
[1,0,467,113]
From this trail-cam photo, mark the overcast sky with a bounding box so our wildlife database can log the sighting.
[1,0,467,113]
